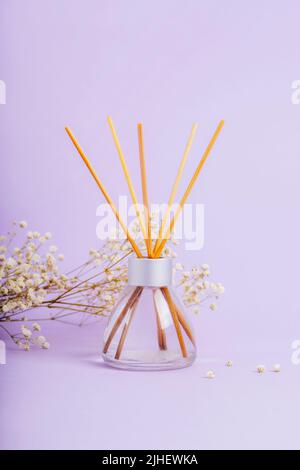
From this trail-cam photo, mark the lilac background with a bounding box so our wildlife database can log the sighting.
[1,0,300,450]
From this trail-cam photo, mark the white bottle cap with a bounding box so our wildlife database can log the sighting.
[128,257,173,287]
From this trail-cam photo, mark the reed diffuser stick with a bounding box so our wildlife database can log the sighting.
[153,293,167,350]
[153,123,198,253]
[176,306,195,346]
[107,117,148,248]
[161,287,187,358]
[138,123,153,258]
[114,290,142,359]
[66,118,223,366]
[156,312,164,350]
[154,120,224,258]
[65,127,143,258]
[103,287,142,354]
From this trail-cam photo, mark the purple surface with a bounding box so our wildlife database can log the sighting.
[1,323,299,450]
[1,0,300,450]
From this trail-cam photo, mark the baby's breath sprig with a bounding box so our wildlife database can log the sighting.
[174,263,225,314]
[0,222,135,350]
[0,219,225,351]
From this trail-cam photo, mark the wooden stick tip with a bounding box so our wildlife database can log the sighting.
[65,127,73,138]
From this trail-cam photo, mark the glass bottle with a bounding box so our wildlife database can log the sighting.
[102,257,196,371]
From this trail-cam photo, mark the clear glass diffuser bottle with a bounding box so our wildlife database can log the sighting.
[102,258,196,371]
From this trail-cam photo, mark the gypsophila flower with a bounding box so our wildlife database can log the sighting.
[175,262,183,271]
[216,283,225,294]
[33,322,41,332]
[273,364,281,373]
[0,220,224,351]
[19,221,28,228]
[174,261,224,316]
[206,370,215,379]
[36,336,46,347]
[6,257,17,268]
[21,325,32,339]
[226,360,233,368]
[257,365,265,374]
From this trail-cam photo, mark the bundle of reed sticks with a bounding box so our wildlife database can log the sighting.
[65,117,224,360]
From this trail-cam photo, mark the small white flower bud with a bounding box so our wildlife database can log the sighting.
[201,264,209,271]
[33,322,41,332]
[175,262,183,271]
[36,336,46,347]
[257,365,265,374]
[206,370,215,379]
[21,325,32,338]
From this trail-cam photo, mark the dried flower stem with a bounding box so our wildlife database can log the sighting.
[1,222,224,351]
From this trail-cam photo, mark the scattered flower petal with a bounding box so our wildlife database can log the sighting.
[206,370,215,379]
[257,365,265,374]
